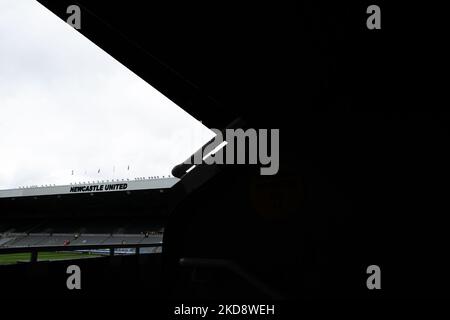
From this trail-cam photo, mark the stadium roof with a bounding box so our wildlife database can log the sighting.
[0,177,178,199]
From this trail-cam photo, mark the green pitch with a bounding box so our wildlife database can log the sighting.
[0,251,102,265]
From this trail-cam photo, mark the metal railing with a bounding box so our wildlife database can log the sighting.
[0,242,162,263]
[179,257,284,299]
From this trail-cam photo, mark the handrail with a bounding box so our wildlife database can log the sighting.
[179,257,283,300]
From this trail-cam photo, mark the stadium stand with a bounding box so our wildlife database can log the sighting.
[0,232,163,248]
[35,234,76,246]
[6,234,50,247]
[101,235,146,245]
[140,235,163,244]
[68,234,110,246]
[0,224,13,233]
[0,238,14,247]
[141,246,162,254]
[0,211,165,247]
[0,220,43,234]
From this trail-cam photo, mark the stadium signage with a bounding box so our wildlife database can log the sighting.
[69,183,128,193]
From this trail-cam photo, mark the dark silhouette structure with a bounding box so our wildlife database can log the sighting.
[1,1,449,301]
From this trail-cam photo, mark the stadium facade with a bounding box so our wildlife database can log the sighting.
[0,177,178,199]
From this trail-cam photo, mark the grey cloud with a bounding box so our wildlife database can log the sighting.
[0,0,214,189]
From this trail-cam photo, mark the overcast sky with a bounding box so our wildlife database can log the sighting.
[0,0,214,190]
